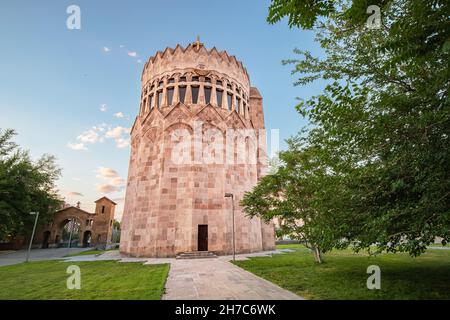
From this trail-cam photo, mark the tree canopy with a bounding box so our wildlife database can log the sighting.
[0,128,63,240]
[243,0,450,259]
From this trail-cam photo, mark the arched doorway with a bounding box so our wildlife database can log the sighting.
[42,231,51,249]
[61,218,81,248]
[82,231,92,248]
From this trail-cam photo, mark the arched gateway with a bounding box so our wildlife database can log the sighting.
[34,197,116,248]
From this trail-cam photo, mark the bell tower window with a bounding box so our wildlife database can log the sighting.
[179,86,187,103]
[192,86,200,104]
[205,87,212,104]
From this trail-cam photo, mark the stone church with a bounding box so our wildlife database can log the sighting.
[33,197,116,248]
[120,40,275,257]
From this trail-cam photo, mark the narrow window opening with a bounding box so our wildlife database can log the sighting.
[167,87,174,105]
[216,80,223,86]
[192,86,200,104]
[216,89,223,107]
[236,96,241,113]
[101,206,105,213]
[192,76,199,82]
[179,76,187,82]
[149,94,154,109]
[227,93,233,111]
[205,87,212,104]
[157,90,163,108]
[179,86,187,103]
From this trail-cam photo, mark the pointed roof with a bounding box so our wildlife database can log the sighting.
[95,196,117,205]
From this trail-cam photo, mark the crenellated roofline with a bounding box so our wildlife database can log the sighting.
[142,43,249,82]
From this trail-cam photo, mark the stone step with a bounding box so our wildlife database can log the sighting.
[176,251,218,259]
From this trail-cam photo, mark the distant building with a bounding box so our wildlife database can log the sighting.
[33,197,116,248]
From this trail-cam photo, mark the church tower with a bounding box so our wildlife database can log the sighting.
[120,40,275,257]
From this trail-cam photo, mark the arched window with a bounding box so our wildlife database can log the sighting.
[149,94,154,109]
[167,87,174,105]
[192,86,200,104]
[157,90,163,108]
[227,93,233,111]
[216,80,223,86]
[205,87,212,104]
[180,76,187,82]
[236,96,241,113]
[168,78,175,84]
[179,86,187,103]
[216,89,223,107]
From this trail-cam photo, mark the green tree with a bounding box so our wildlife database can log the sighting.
[0,128,63,241]
[242,0,450,260]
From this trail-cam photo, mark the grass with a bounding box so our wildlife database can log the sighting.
[0,260,169,300]
[233,244,450,300]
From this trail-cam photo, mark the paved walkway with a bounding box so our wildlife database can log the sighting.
[163,256,302,300]
[0,248,91,266]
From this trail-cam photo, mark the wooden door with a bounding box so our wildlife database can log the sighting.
[198,225,208,251]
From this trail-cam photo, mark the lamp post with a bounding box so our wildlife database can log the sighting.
[67,218,74,249]
[224,193,235,262]
[25,212,39,263]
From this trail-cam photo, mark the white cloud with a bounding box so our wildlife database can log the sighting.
[104,126,131,148]
[113,112,124,118]
[103,46,111,52]
[116,138,130,148]
[67,142,87,151]
[112,177,125,186]
[100,104,108,112]
[128,51,137,57]
[77,129,100,144]
[69,124,130,151]
[67,191,83,196]
[96,184,119,193]
[97,167,119,178]
[96,167,126,194]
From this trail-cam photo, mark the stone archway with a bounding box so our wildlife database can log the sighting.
[60,218,82,248]
[82,230,92,248]
[42,231,51,249]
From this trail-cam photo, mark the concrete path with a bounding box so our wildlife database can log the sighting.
[0,248,91,266]
[163,257,302,300]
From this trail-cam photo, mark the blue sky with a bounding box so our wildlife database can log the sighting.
[0,0,325,219]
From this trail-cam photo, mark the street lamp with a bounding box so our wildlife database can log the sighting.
[224,193,235,262]
[25,212,39,263]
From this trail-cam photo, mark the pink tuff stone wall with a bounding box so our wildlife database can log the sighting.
[120,43,275,257]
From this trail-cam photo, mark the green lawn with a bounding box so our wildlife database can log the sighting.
[234,245,450,300]
[0,260,169,300]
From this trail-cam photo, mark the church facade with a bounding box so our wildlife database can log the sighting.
[120,41,275,257]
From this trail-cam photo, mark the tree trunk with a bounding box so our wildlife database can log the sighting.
[312,244,322,263]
